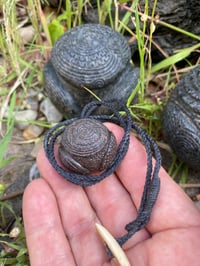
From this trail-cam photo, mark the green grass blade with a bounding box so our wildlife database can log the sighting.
[0,92,16,168]
[118,1,137,33]
[0,156,16,169]
[151,44,200,73]
[66,0,72,29]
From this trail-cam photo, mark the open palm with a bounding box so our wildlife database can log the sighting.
[23,123,200,266]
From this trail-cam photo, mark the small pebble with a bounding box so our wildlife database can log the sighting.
[18,25,35,44]
[38,92,45,102]
[15,109,38,130]
[26,97,39,111]
[23,124,44,140]
[9,227,20,238]
[30,140,43,158]
[29,163,40,181]
[40,98,63,122]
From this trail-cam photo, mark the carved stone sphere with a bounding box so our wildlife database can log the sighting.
[58,118,117,174]
[162,66,200,170]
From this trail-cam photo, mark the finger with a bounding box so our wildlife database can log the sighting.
[106,123,200,234]
[85,123,150,249]
[36,149,109,265]
[23,178,75,266]
[86,173,150,249]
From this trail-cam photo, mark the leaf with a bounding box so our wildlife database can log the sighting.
[48,19,65,45]
[0,241,22,251]
[16,248,28,258]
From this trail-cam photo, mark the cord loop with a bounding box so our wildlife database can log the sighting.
[44,100,161,248]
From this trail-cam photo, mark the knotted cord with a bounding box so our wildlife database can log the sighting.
[44,100,161,250]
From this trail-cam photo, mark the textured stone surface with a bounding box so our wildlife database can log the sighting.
[44,24,139,118]
[163,66,200,170]
[59,118,117,174]
[40,98,63,122]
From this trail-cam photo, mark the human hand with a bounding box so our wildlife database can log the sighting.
[23,123,200,266]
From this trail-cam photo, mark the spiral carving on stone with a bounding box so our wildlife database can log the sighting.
[163,65,200,169]
[51,24,131,89]
[59,118,117,174]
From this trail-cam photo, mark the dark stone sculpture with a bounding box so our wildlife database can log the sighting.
[43,23,139,118]
[59,118,117,174]
[162,65,200,170]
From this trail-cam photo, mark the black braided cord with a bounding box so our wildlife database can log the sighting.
[43,100,161,250]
